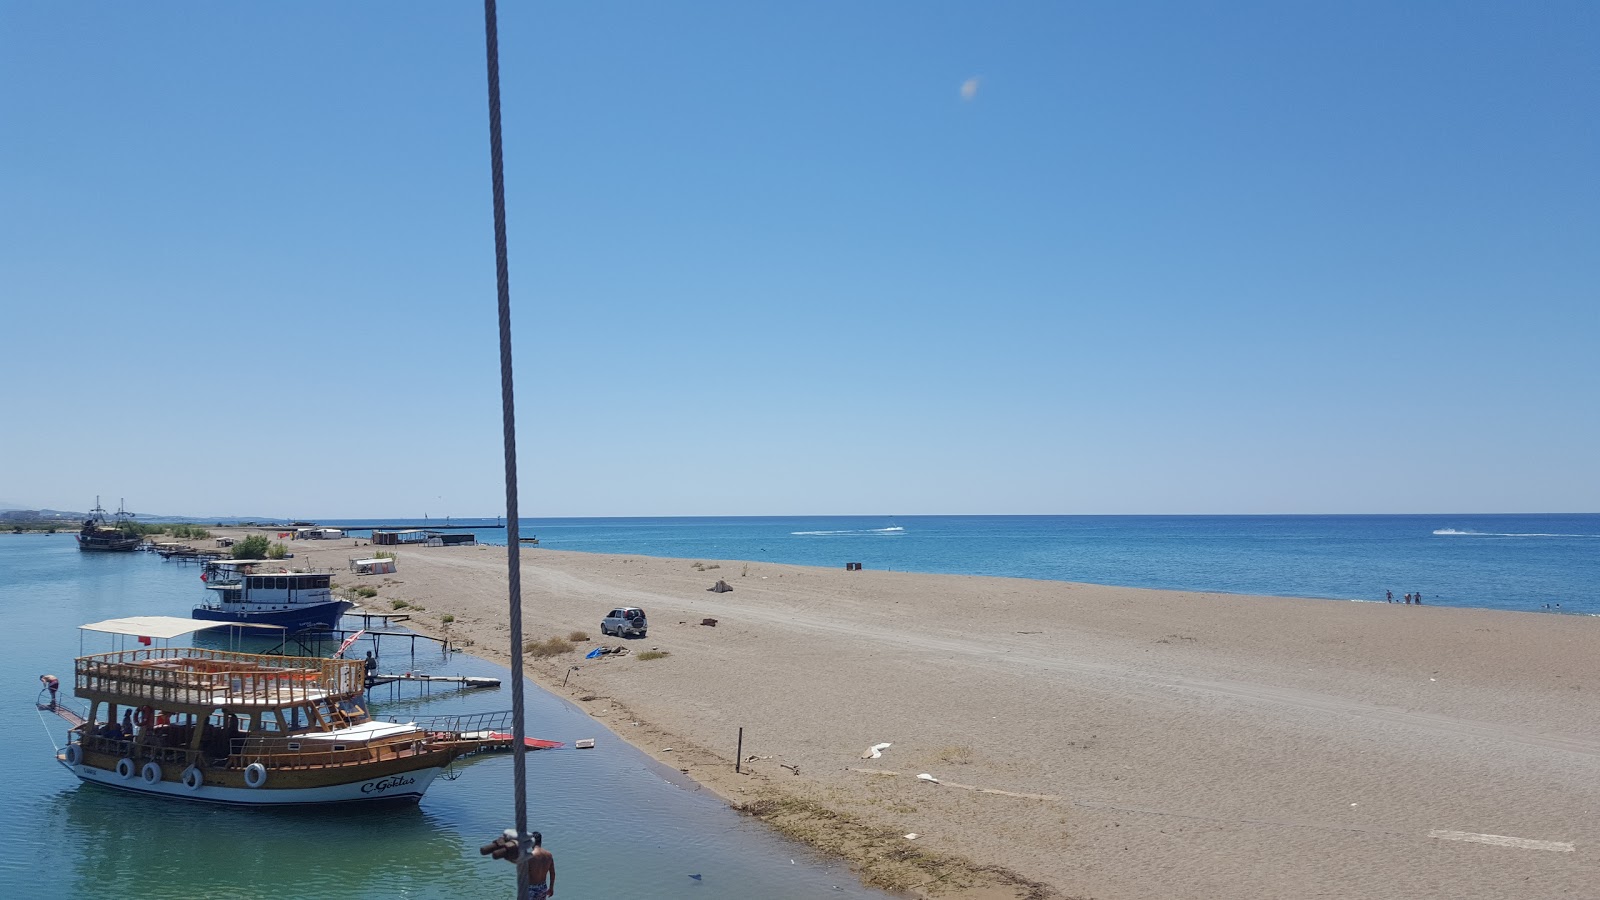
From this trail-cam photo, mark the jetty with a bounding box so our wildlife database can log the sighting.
[368,673,501,689]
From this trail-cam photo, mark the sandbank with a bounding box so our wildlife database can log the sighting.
[214,531,1600,899]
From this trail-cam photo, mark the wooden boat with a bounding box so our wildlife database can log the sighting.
[43,616,559,806]
[77,498,140,552]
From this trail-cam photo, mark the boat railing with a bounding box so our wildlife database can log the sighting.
[404,709,517,736]
[75,648,366,707]
[228,733,429,770]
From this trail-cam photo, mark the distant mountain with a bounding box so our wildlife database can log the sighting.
[0,508,82,520]
[0,507,283,525]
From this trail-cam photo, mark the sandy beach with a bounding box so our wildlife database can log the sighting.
[222,532,1600,899]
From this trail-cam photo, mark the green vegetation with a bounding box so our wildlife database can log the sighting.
[373,550,396,560]
[233,534,271,558]
[522,637,574,657]
[355,586,378,598]
[266,541,288,559]
[636,650,669,661]
[440,614,455,624]
[166,524,211,540]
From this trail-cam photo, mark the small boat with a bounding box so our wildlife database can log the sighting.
[39,616,560,806]
[77,497,141,553]
[193,560,353,631]
[518,536,539,545]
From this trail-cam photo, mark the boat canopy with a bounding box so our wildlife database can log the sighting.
[79,615,286,639]
[300,721,419,742]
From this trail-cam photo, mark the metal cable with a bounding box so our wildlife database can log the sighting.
[482,2,531,897]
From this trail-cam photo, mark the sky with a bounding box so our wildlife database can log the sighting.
[2,1,1596,518]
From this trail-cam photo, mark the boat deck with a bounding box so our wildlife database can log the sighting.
[75,648,364,711]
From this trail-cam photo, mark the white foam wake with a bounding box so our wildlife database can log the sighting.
[791,527,905,536]
[1433,529,1599,538]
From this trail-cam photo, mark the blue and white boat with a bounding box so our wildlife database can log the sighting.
[193,560,353,631]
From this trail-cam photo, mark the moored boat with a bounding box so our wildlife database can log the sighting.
[77,497,141,552]
[41,616,559,806]
[194,560,353,631]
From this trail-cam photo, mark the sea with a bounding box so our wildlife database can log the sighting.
[325,513,1599,614]
[4,515,1595,898]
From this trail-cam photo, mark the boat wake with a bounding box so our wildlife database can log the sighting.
[791,527,905,536]
[1433,529,1600,538]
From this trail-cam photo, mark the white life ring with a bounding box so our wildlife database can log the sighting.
[116,757,137,780]
[181,766,204,790]
[244,762,268,788]
[141,761,163,785]
[63,744,82,766]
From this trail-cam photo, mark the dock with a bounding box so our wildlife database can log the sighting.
[344,524,501,531]
[368,673,501,689]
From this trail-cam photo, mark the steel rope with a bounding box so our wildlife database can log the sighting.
[481,2,531,897]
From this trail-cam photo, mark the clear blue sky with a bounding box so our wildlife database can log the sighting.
[2,2,1595,518]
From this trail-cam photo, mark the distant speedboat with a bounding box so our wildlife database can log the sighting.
[193,560,353,631]
[77,497,140,552]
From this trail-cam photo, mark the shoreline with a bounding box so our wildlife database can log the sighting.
[209,530,1600,899]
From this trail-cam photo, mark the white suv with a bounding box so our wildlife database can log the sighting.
[601,607,648,638]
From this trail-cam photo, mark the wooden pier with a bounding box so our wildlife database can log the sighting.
[368,673,501,689]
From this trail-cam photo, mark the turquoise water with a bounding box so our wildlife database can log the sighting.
[326,514,1600,614]
[0,536,890,899]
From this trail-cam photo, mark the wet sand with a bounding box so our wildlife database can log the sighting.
[224,532,1600,899]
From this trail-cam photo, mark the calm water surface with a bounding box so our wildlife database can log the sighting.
[327,514,1600,613]
[0,536,890,899]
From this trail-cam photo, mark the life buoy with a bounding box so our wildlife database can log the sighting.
[181,766,204,790]
[116,757,137,780]
[244,762,268,788]
[134,706,154,728]
[63,744,82,766]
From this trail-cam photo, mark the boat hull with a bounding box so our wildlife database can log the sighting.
[192,599,353,631]
[78,534,141,552]
[63,757,442,805]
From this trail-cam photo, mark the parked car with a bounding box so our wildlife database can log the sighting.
[601,606,648,638]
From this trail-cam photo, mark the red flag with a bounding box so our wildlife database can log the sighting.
[138,635,152,646]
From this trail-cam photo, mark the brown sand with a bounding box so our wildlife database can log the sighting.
[226,532,1600,899]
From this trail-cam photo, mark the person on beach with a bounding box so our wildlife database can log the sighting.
[1414,592,1423,605]
[1386,590,1392,603]
[526,831,555,899]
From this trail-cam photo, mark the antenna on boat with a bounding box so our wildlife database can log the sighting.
[481,2,533,897]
